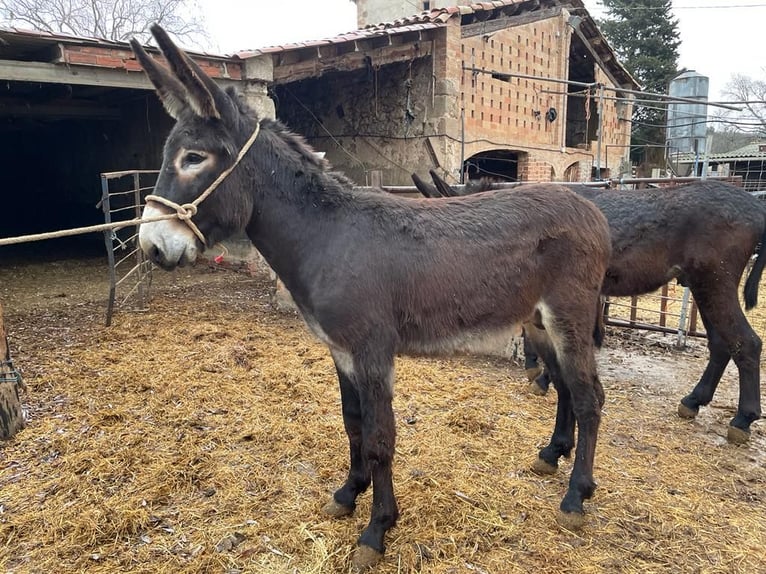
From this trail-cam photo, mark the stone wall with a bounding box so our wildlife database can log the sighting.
[273,57,437,186]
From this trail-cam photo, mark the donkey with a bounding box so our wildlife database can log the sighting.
[131,25,612,570]
[414,170,765,444]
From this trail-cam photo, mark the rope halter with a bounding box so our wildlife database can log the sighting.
[144,119,262,247]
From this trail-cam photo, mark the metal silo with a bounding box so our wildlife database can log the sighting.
[666,71,709,167]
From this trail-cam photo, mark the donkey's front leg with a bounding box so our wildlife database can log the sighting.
[353,354,399,571]
[322,355,371,518]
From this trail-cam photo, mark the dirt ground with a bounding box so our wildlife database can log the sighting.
[0,255,765,573]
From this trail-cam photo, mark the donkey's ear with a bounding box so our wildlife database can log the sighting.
[149,24,221,120]
[411,173,440,198]
[429,169,459,197]
[130,38,190,120]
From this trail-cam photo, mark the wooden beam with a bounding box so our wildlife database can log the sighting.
[0,101,122,120]
[0,59,241,90]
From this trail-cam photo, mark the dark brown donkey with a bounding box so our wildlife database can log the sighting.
[131,26,611,570]
[414,171,766,444]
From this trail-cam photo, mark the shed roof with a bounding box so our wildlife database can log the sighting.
[674,141,766,164]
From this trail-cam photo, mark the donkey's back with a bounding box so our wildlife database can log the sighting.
[304,183,611,359]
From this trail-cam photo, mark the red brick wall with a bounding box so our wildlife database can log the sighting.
[431,12,633,182]
[62,45,243,80]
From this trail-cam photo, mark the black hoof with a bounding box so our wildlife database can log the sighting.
[525,366,543,381]
[556,510,585,530]
[528,380,548,396]
[321,499,354,518]
[531,457,557,475]
[352,544,384,572]
[677,401,699,419]
[727,425,750,445]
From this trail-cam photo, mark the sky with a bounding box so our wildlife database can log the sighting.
[197,0,766,101]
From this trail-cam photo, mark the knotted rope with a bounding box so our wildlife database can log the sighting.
[144,120,262,246]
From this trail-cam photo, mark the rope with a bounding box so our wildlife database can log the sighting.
[0,121,262,248]
[1,334,23,388]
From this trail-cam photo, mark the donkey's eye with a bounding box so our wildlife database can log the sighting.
[183,152,206,166]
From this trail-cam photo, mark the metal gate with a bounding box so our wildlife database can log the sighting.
[604,283,704,347]
[99,170,159,326]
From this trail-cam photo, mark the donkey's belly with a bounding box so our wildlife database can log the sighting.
[403,323,524,359]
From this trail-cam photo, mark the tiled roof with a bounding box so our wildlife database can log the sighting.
[237,2,535,57]
[235,0,638,89]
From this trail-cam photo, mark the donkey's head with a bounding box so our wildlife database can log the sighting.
[130,25,257,270]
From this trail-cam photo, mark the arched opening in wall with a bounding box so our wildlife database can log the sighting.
[462,149,519,181]
[563,161,581,181]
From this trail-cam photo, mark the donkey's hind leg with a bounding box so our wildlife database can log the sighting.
[523,329,544,382]
[537,311,602,529]
[678,322,730,418]
[525,324,574,473]
[323,353,371,518]
[683,284,762,443]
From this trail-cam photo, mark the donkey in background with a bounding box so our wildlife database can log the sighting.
[414,170,765,444]
[131,26,612,570]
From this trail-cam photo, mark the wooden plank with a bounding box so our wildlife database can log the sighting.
[0,59,241,90]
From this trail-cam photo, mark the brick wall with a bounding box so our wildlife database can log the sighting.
[430,10,633,182]
[62,45,243,80]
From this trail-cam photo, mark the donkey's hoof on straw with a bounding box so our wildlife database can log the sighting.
[527,381,548,396]
[321,499,354,518]
[677,402,699,419]
[525,366,543,381]
[352,545,384,572]
[531,457,557,475]
[556,510,586,531]
[727,425,750,445]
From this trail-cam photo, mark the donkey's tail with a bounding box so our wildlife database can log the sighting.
[744,223,766,310]
[593,297,606,348]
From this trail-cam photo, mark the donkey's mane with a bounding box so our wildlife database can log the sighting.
[224,86,355,192]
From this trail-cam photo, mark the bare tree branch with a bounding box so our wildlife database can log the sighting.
[0,0,208,47]
[712,73,766,139]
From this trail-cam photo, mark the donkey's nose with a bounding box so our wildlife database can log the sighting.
[145,242,163,266]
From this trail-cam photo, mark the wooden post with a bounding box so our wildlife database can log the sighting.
[629,295,638,325]
[0,302,26,440]
[659,284,669,327]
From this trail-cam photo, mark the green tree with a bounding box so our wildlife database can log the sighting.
[598,0,681,166]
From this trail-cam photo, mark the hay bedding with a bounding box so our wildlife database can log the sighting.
[0,260,765,573]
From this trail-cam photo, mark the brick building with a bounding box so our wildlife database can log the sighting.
[243,0,638,185]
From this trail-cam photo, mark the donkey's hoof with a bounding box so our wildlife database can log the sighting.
[321,499,354,518]
[556,510,585,531]
[677,402,699,419]
[531,457,557,475]
[528,381,548,396]
[525,366,543,382]
[727,425,750,445]
[352,544,384,572]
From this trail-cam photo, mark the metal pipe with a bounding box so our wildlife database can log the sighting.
[463,65,742,111]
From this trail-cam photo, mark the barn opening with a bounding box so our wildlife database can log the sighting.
[565,32,598,150]
[1,79,170,260]
[462,150,520,181]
